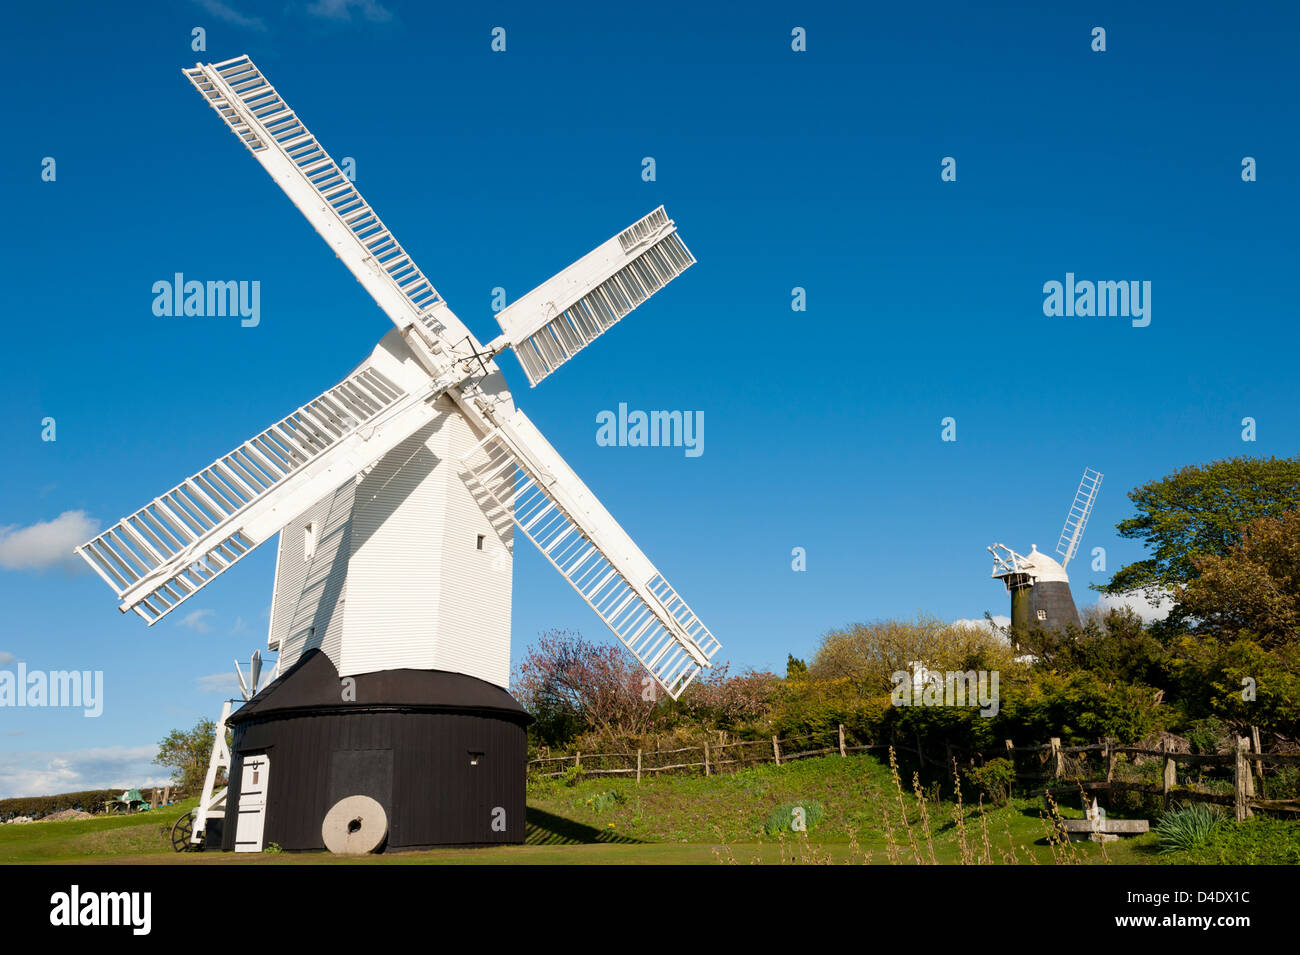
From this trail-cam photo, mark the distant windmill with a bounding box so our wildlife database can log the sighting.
[988,467,1103,632]
[75,55,721,853]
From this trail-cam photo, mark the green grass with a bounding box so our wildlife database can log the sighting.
[0,800,199,863]
[525,753,1154,864]
[19,753,1296,865]
[1158,815,1300,865]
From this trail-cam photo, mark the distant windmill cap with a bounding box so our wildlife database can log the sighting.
[1023,547,1069,583]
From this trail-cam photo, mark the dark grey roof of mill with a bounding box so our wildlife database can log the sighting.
[227,649,530,725]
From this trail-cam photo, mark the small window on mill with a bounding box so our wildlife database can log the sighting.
[476,534,486,551]
[468,752,483,767]
[1036,609,1048,621]
[304,522,318,561]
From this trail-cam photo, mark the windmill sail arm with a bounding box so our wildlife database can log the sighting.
[77,365,448,624]
[182,56,462,361]
[490,206,695,387]
[1055,467,1104,568]
[460,407,720,698]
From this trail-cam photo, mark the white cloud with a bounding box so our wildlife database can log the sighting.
[949,615,1011,636]
[0,745,168,799]
[195,672,239,694]
[306,0,393,22]
[0,511,100,572]
[192,0,267,30]
[1090,590,1175,623]
[177,609,215,634]
[0,651,14,666]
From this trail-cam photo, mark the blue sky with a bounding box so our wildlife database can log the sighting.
[0,0,1296,796]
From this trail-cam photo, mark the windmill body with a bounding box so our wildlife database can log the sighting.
[989,468,1102,633]
[268,331,515,688]
[75,56,721,853]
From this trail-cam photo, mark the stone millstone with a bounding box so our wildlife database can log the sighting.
[321,795,388,855]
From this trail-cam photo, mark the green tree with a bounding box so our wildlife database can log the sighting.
[155,719,216,795]
[785,654,808,680]
[1178,508,1300,649]
[1100,456,1300,598]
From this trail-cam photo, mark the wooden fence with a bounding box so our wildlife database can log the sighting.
[1006,734,1300,821]
[528,726,892,781]
[528,726,1300,820]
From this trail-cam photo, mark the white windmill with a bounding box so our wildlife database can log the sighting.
[988,467,1103,632]
[75,55,720,852]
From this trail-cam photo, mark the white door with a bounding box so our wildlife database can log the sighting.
[234,754,270,852]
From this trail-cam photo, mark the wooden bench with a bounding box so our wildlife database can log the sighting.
[1060,799,1149,842]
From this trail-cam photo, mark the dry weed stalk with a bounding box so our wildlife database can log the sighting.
[887,746,922,864]
[912,771,938,864]
[950,758,974,864]
[977,794,994,865]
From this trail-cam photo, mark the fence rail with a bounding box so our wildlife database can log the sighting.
[1006,734,1300,821]
[527,726,893,780]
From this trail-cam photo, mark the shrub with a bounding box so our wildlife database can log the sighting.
[964,758,1015,807]
[763,799,824,836]
[583,790,624,813]
[1155,803,1223,854]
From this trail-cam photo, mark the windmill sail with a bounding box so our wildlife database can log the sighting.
[77,360,445,624]
[460,409,720,698]
[1055,467,1103,568]
[492,206,695,386]
[182,56,454,350]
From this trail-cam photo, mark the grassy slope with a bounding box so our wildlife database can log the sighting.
[0,753,1253,865]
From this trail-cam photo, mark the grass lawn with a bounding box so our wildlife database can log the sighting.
[7,752,1288,865]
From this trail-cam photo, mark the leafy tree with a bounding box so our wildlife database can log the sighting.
[785,654,808,680]
[811,614,1019,698]
[678,665,780,729]
[1016,608,1167,687]
[1178,508,1300,649]
[1100,456,1300,598]
[155,719,216,795]
[513,629,664,745]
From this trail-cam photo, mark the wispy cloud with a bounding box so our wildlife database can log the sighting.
[1090,590,1175,623]
[306,0,394,23]
[950,615,1011,635]
[192,0,267,30]
[177,609,215,633]
[0,511,99,572]
[0,651,14,666]
[195,672,239,694]
[0,745,167,799]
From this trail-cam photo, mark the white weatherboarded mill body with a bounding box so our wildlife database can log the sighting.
[76,55,721,852]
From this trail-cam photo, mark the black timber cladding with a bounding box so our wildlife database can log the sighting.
[222,650,529,851]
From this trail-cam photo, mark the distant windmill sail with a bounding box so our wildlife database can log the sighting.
[1056,467,1103,568]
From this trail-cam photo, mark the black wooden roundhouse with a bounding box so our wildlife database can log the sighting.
[221,649,530,852]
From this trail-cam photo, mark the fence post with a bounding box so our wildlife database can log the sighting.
[636,749,642,784]
[704,740,711,777]
[1234,736,1251,821]
[1105,737,1116,783]
[1050,738,1062,780]
[1251,726,1265,794]
[1161,738,1176,809]
[839,724,846,758]
[575,752,581,776]
[1242,739,1255,799]
[772,735,781,767]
